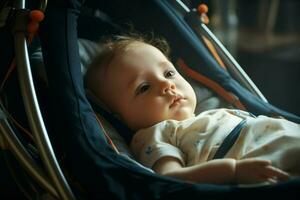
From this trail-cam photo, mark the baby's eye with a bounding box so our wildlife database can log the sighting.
[165,70,175,78]
[136,84,150,95]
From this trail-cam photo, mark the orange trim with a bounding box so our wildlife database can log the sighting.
[0,106,34,141]
[177,58,246,110]
[0,9,45,144]
[9,114,34,141]
[0,58,16,91]
[27,10,45,44]
[197,4,209,24]
[1,9,45,91]
[94,113,120,154]
[201,36,226,69]
[0,60,31,141]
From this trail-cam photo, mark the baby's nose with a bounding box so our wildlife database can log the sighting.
[160,80,176,95]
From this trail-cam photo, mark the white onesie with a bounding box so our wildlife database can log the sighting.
[130,109,300,174]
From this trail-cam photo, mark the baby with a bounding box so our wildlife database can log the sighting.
[85,34,300,185]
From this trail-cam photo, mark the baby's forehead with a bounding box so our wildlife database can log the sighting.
[105,41,170,76]
[121,41,154,53]
[120,42,166,60]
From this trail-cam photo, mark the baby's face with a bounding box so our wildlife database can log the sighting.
[99,42,196,130]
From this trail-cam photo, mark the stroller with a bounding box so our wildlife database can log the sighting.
[1,0,300,199]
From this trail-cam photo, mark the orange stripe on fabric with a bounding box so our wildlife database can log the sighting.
[94,113,120,154]
[201,36,226,69]
[177,58,246,110]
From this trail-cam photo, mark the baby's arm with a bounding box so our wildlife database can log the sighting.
[153,157,290,184]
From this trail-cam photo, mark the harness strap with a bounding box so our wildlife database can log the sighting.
[213,119,247,159]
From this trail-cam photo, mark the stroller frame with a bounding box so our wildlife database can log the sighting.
[1,0,299,199]
[0,0,73,199]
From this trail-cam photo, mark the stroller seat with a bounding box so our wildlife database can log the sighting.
[1,0,300,199]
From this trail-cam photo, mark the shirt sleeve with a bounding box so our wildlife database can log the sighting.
[130,121,186,168]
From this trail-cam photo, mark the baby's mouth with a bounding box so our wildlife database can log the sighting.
[170,95,184,108]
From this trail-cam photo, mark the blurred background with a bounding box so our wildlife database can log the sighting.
[186,0,300,116]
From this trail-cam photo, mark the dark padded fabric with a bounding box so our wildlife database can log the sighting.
[1,0,299,199]
[38,0,300,199]
[38,0,202,199]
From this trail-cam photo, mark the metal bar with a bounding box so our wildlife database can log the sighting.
[173,0,268,102]
[39,0,48,12]
[0,117,59,198]
[175,0,190,12]
[199,23,268,102]
[13,0,75,199]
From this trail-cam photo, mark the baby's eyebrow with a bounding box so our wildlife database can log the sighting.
[127,74,140,90]
[126,61,172,90]
[158,61,171,68]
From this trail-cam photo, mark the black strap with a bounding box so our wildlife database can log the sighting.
[213,119,247,159]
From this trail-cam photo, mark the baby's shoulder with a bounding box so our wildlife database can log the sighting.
[197,108,255,119]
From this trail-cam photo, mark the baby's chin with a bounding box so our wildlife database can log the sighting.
[173,114,195,122]
[171,109,195,121]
